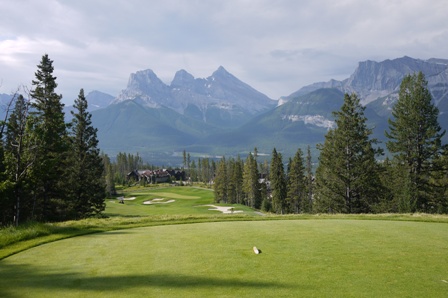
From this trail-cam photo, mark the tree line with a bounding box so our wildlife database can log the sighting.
[0,54,106,225]
[213,72,448,214]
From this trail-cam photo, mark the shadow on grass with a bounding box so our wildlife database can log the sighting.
[0,263,301,297]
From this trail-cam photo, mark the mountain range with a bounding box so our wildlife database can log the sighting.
[2,56,448,165]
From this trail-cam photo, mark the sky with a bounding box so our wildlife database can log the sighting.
[1,0,447,104]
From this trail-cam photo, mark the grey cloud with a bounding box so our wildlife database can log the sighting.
[0,0,447,103]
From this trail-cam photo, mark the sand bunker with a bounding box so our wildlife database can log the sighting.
[143,198,175,205]
[123,197,136,201]
[203,205,243,214]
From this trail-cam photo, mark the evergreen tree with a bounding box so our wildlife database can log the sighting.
[287,148,306,213]
[67,89,106,218]
[101,153,116,197]
[226,158,236,204]
[187,153,191,184]
[4,95,36,225]
[270,148,287,214]
[29,54,69,221]
[385,72,445,212]
[379,158,412,212]
[232,155,244,204]
[243,153,261,208]
[190,160,198,182]
[214,157,228,203]
[0,94,18,225]
[429,149,448,213]
[200,158,210,184]
[303,145,314,213]
[314,93,382,213]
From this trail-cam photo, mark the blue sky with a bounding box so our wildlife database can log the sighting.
[1,0,447,104]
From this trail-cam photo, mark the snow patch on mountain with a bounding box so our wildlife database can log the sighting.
[282,114,335,129]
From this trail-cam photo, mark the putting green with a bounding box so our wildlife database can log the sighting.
[1,220,447,297]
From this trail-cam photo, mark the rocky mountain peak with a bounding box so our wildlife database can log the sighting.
[114,69,170,105]
[171,69,195,88]
[111,66,275,126]
[285,56,448,106]
[347,56,448,92]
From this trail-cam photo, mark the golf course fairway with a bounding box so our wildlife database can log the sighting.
[1,219,447,297]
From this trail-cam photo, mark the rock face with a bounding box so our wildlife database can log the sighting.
[89,56,448,163]
[113,66,276,127]
[282,56,448,107]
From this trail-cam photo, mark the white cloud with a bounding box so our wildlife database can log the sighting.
[0,0,447,103]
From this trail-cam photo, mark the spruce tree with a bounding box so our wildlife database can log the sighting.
[270,148,287,214]
[101,153,116,197]
[303,145,314,213]
[385,71,445,212]
[67,89,106,218]
[4,95,35,225]
[29,54,69,221]
[287,148,306,213]
[429,149,448,213]
[214,157,228,203]
[314,93,382,213]
[0,95,14,225]
[243,152,260,208]
[232,155,244,204]
[226,158,238,204]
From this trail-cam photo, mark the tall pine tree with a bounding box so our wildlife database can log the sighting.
[67,89,106,218]
[303,145,314,213]
[4,94,36,225]
[243,152,261,208]
[214,157,228,203]
[29,54,69,221]
[270,148,287,214]
[287,148,306,213]
[314,93,382,213]
[385,72,445,212]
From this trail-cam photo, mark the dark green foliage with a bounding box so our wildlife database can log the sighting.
[114,152,144,185]
[3,94,35,225]
[66,89,106,218]
[101,153,116,197]
[314,93,383,213]
[378,158,413,213]
[28,54,70,221]
[270,148,287,214]
[213,157,228,203]
[226,157,243,204]
[429,149,448,213]
[303,145,314,213]
[0,55,107,225]
[243,152,261,208]
[386,72,445,212]
[286,148,306,213]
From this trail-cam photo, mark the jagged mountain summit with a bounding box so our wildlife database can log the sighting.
[112,66,276,127]
[282,56,448,106]
[87,56,448,164]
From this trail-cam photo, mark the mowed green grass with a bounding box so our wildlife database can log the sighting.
[1,186,448,297]
[1,219,448,297]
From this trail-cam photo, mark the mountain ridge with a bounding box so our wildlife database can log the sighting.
[2,56,448,165]
[111,66,276,128]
